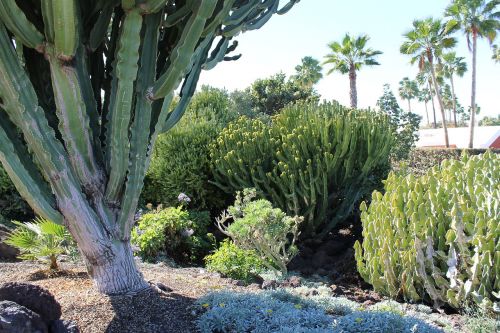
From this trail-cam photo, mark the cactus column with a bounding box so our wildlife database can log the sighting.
[0,0,300,295]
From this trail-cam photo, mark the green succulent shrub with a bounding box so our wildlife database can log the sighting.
[204,239,267,283]
[210,102,394,240]
[0,165,32,222]
[355,151,499,311]
[5,218,76,270]
[131,206,215,263]
[216,189,302,275]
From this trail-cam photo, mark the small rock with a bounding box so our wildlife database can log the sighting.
[282,276,301,288]
[247,283,261,290]
[229,279,245,286]
[261,280,278,290]
[0,300,48,333]
[362,300,375,307]
[155,282,173,293]
[330,284,338,292]
[49,319,80,333]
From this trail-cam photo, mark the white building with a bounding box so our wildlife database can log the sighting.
[416,126,500,149]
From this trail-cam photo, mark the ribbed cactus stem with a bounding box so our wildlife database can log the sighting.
[0,0,300,295]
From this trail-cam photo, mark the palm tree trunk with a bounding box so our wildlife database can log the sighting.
[428,81,437,128]
[424,101,430,126]
[469,33,477,148]
[450,75,457,127]
[429,61,449,147]
[407,99,412,113]
[349,65,357,108]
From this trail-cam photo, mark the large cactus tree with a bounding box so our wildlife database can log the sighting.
[0,0,299,295]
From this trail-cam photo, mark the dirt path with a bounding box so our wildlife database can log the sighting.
[0,261,246,333]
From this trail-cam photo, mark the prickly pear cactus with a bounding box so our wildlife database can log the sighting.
[210,102,394,240]
[354,151,500,311]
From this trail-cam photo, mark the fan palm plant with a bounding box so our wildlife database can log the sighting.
[292,56,323,89]
[445,0,500,146]
[416,65,438,128]
[440,52,468,127]
[323,34,382,108]
[5,218,76,270]
[398,77,419,113]
[401,18,457,147]
[418,87,432,126]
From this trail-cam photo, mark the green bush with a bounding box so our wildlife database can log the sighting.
[142,121,228,213]
[142,86,237,213]
[204,239,266,283]
[5,218,77,269]
[0,165,32,222]
[393,148,500,177]
[210,102,394,240]
[216,188,302,275]
[354,151,499,311]
[131,206,215,263]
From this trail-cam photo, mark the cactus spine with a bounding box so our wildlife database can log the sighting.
[0,0,299,294]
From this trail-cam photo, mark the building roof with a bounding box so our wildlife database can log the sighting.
[416,126,500,149]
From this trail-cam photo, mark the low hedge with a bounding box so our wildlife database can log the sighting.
[394,148,500,176]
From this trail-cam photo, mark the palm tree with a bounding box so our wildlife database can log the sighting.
[401,18,457,147]
[440,52,468,127]
[494,44,500,62]
[292,56,323,89]
[398,77,419,113]
[445,0,500,147]
[416,66,438,128]
[323,34,382,108]
[418,87,432,126]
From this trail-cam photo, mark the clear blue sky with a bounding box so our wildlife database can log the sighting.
[198,0,500,121]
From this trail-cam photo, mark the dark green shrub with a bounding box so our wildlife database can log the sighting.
[142,121,228,213]
[131,206,215,263]
[355,151,499,311]
[204,239,266,283]
[142,86,237,213]
[210,102,394,240]
[393,148,500,177]
[0,166,32,222]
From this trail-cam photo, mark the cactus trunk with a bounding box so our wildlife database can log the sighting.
[0,0,299,294]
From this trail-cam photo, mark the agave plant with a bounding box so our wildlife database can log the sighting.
[5,218,76,270]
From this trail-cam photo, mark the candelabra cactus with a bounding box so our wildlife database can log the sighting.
[210,102,394,241]
[0,0,300,295]
[354,151,499,311]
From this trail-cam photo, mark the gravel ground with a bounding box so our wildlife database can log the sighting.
[0,261,247,333]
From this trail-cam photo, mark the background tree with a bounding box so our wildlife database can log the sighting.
[445,0,500,147]
[377,84,421,160]
[493,44,500,62]
[418,87,432,126]
[401,18,457,147]
[0,0,299,295]
[398,77,419,113]
[440,52,467,127]
[416,65,438,128]
[479,114,500,125]
[249,72,318,115]
[323,33,382,108]
[291,56,323,89]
